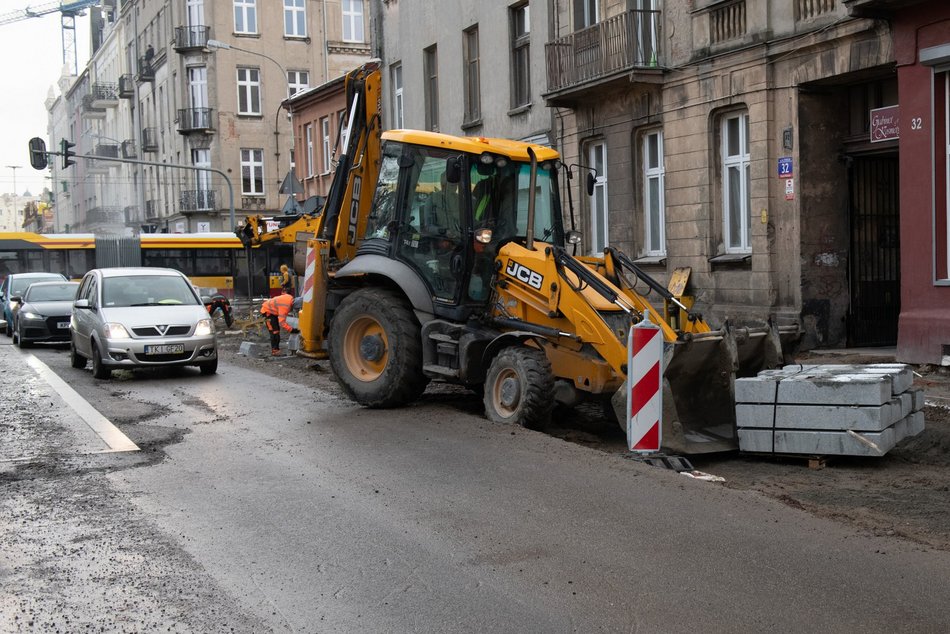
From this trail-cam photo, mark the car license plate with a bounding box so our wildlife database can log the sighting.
[144,344,185,355]
[57,321,70,329]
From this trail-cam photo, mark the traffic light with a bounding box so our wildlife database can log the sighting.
[28,137,48,170]
[60,138,76,169]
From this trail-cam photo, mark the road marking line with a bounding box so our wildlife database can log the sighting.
[23,353,139,453]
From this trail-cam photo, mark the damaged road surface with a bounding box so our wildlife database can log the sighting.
[3,341,950,632]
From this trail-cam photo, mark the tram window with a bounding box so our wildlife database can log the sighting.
[143,248,191,274]
[194,249,230,276]
[66,250,94,279]
[26,251,44,271]
[0,251,20,276]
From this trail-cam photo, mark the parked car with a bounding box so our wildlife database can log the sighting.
[11,281,80,347]
[0,272,68,336]
[70,267,218,379]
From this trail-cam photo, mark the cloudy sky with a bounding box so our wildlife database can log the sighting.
[0,8,90,197]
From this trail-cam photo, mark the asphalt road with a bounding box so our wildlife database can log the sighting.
[3,340,950,633]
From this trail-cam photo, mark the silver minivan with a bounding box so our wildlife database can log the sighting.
[70,267,218,379]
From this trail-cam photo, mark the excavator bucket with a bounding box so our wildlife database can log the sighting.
[611,321,794,454]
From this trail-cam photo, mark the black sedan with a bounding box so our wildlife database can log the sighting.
[12,281,80,347]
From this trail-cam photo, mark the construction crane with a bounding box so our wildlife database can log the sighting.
[0,1,100,76]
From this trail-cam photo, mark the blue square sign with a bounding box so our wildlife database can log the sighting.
[778,157,793,178]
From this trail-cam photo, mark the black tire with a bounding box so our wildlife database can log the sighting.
[91,343,112,379]
[199,356,218,375]
[15,320,30,348]
[483,346,555,429]
[70,336,87,369]
[4,317,10,337]
[328,288,428,408]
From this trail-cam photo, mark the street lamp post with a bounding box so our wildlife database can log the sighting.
[207,39,290,194]
[6,165,21,231]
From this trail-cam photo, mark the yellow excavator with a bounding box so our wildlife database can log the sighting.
[239,60,797,454]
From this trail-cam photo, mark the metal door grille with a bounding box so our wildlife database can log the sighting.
[848,156,900,346]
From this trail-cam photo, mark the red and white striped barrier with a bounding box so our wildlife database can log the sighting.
[627,312,663,453]
[302,243,317,305]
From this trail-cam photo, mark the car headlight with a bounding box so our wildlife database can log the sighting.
[194,318,213,336]
[104,322,131,339]
[21,311,43,320]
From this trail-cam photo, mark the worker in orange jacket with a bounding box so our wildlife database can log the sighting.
[260,290,297,356]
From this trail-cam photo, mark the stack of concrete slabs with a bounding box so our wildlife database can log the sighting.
[735,364,926,457]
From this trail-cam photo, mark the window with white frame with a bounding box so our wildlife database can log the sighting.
[342,0,364,43]
[287,70,309,99]
[721,111,751,253]
[510,2,530,108]
[234,0,257,34]
[643,129,665,255]
[305,123,314,177]
[241,148,264,195]
[589,141,608,254]
[424,45,439,132]
[391,62,404,129]
[577,0,599,28]
[463,26,480,124]
[237,67,261,115]
[321,117,331,174]
[191,148,213,210]
[284,0,306,38]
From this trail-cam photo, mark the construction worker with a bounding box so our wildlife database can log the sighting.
[260,290,297,356]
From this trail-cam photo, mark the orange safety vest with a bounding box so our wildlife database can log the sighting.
[260,294,294,332]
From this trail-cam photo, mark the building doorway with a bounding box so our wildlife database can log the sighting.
[847,154,900,346]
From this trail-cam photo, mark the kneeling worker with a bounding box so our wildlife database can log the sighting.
[260,289,298,356]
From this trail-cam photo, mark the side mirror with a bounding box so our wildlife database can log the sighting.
[445,157,461,184]
[586,173,596,196]
[566,230,583,245]
[74,298,91,310]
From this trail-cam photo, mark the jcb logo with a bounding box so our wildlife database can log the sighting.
[346,176,363,245]
[505,261,543,290]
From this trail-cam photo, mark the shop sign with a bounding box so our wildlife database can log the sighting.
[870,105,900,143]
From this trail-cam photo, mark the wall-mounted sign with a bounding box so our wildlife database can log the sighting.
[870,105,900,143]
[785,178,795,201]
[778,157,793,178]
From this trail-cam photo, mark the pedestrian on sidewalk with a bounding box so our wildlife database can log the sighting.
[260,290,297,356]
[279,264,296,296]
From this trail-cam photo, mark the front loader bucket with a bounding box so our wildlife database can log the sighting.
[611,322,790,454]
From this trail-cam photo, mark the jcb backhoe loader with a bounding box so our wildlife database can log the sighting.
[240,60,797,454]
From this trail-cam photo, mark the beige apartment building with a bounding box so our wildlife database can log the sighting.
[48,0,371,235]
[542,0,899,351]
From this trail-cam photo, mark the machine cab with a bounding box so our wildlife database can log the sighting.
[361,131,566,316]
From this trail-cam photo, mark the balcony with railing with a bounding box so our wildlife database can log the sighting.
[137,55,154,82]
[142,127,159,152]
[80,93,106,119]
[145,199,159,221]
[180,189,217,212]
[177,107,214,134]
[118,74,135,98]
[544,9,662,104]
[87,206,125,225]
[174,25,211,51]
[91,82,119,108]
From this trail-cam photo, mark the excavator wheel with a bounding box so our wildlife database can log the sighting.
[483,346,555,429]
[328,287,429,408]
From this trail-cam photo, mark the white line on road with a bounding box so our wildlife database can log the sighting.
[23,352,140,453]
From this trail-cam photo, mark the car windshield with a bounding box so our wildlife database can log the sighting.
[12,276,60,295]
[102,275,200,308]
[25,283,79,302]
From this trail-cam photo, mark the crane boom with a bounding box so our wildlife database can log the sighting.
[0,1,100,75]
[0,0,97,26]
